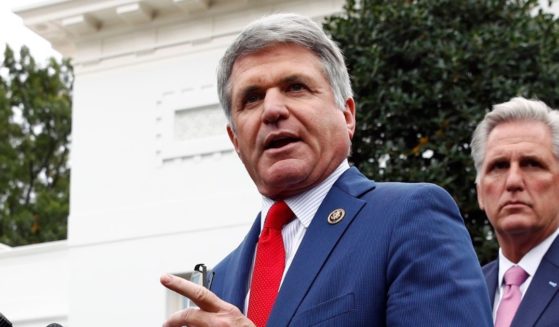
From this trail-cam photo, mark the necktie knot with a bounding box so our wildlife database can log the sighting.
[495,265,528,327]
[264,201,294,230]
[504,266,528,287]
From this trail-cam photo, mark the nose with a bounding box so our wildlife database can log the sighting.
[505,164,524,192]
[262,89,289,125]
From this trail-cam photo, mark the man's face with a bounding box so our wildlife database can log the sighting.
[226,43,355,199]
[477,120,559,247]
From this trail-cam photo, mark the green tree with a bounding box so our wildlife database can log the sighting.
[324,0,559,264]
[0,45,73,246]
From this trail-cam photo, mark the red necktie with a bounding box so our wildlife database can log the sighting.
[247,201,294,327]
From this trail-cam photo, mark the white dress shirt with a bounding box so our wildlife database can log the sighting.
[492,227,559,320]
[244,159,350,312]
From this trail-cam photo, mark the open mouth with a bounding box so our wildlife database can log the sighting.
[265,136,300,150]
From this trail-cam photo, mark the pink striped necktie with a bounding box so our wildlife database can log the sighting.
[495,265,529,327]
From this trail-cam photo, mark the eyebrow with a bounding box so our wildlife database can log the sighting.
[234,74,315,105]
[281,74,310,84]
[485,153,547,166]
[484,156,506,168]
[520,154,544,160]
[283,74,322,90]
[238,85,261,98]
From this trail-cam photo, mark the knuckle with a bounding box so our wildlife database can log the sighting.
[179,308,195,321]
[224,304,241,315]
[193,285,209,301]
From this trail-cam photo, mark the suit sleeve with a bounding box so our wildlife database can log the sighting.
[385,183,492,326]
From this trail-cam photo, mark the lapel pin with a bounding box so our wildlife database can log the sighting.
[549,281,557,288]
[327,208,345,224]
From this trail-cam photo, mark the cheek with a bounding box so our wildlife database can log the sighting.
[480,182,500,205]
[528,175,557,195]
[235,119,259,144]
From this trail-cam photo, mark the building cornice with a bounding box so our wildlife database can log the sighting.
[15,0,344,69]
[14,0,254,58]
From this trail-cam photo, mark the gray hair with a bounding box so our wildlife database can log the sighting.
[216,13,353,125]
[471,96,559,182]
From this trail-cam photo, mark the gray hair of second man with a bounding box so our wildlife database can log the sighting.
[471,96,559,182]
[216,13,353,127]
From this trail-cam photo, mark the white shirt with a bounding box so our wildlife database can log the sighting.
[244,159,350,312]
[492,227,559,320]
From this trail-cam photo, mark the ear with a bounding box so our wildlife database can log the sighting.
[226,124,240,154]
[476,183,484,210]
[343,97,356,140]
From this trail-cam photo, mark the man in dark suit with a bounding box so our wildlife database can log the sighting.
[161,13,492,326]
[471,97,559,327]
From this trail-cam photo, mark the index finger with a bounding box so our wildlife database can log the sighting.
[160,273,231,313]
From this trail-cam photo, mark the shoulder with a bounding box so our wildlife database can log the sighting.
[339,167,454,200]
[364,181,458,210]
[375,181,450,195]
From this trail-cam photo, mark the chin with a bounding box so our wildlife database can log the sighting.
[268,160,310,179]
[260,173,312,198]
[498,217,537,235]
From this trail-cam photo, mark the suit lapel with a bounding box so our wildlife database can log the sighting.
[267,168,375,326]
[217,215,261,311]
[512,237,559,327]
[483,260,499,306]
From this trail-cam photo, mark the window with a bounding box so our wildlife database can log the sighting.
[155,85,232,166]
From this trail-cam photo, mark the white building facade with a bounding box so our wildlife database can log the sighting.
[0,1,344,326]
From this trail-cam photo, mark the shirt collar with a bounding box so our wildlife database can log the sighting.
[260,159,350,229]
[498,227,559,285]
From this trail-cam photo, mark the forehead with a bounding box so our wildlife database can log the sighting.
[229,43,326,87]
[485,120,554,158]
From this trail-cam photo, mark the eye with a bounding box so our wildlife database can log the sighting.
[286,83,307,92]
[488,160,509,172]
[245,93,261,104]
[522,158,543,169]
[241,91,264,108]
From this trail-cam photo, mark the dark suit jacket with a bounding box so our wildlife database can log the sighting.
[211,167,492,326]
[483,237,559,327]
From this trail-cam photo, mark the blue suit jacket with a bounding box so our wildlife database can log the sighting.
[483,237,559,327]
[211,167,492,326]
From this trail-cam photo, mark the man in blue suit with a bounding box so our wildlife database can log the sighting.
[471,97,559,327]
[161,13,491,326]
